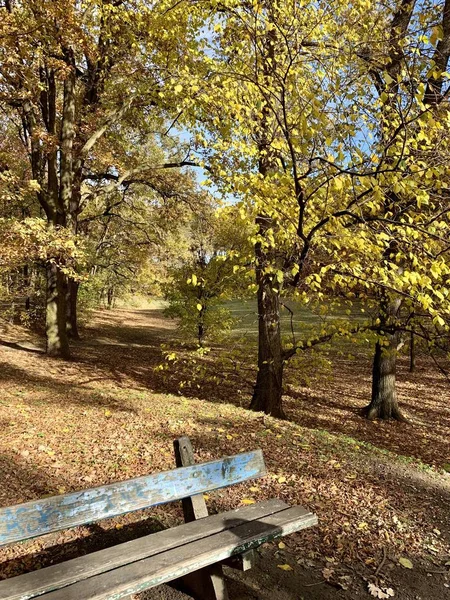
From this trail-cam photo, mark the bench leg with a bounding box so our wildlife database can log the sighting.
[173,437,229,600]
[180,564,229,600]
[223,549,256,572]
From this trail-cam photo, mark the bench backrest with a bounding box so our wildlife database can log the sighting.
[0,450,266,547]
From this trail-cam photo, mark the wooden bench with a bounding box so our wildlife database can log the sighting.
[0,436,317,600]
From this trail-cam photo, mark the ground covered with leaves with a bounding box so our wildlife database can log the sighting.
[0,306,449,599]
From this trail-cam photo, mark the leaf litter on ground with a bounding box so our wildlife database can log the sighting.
[0,308,449,596]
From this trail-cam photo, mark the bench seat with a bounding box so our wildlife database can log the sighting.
[0,499,317,600]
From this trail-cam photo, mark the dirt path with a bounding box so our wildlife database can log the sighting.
[0,306,449,599]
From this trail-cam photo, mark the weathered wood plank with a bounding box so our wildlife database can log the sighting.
[173,436,229,600]
[173,436,209,521]
[0,450,266,546]
[41,505,318,600]
[0,500,289,600]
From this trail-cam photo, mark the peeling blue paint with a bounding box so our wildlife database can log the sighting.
[0,450,265,546]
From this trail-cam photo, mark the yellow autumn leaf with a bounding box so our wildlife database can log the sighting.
[278,541,286,549]
[399,557,413,569]
[241,498,255,505]
[278,476,286,484]
[277,564,292,571]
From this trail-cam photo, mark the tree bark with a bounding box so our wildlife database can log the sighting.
[250,271,285,418]
[365,338,403,420]
[409,330,415,372]
[46,263,70,359]
[107,286,114,309]
[67,278,80,339]
[365,298,404,420]
[249,17,285,419]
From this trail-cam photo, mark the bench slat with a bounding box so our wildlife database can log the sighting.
[0,450,266,547]
[42,505,318,600]
[0,499,288,600]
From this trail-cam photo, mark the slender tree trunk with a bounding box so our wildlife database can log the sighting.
[250,272,285,418]
[107,286,114,309]
[409,330,415,372]
[46,263,70,358]
[198,321,204,346]
[67,278,80,339]
[23,264,31,311]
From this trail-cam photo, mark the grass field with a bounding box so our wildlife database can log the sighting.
[225,299,369,338]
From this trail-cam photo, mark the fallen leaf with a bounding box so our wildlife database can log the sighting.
[277,564,292,571]
[241,498,255,505]
[399,557,413,569]
[368,583,395,598]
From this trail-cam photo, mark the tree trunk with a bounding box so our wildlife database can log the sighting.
[365,338,404,420]
[250,267,285,418]
[409,330,415,372]
[46,263,70,359]
[107,286,114,309]
[23,264,31,311]
[197,313,205,347]
[67,278,80,339]
[249,17,285,418]
[365,294,405,421]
